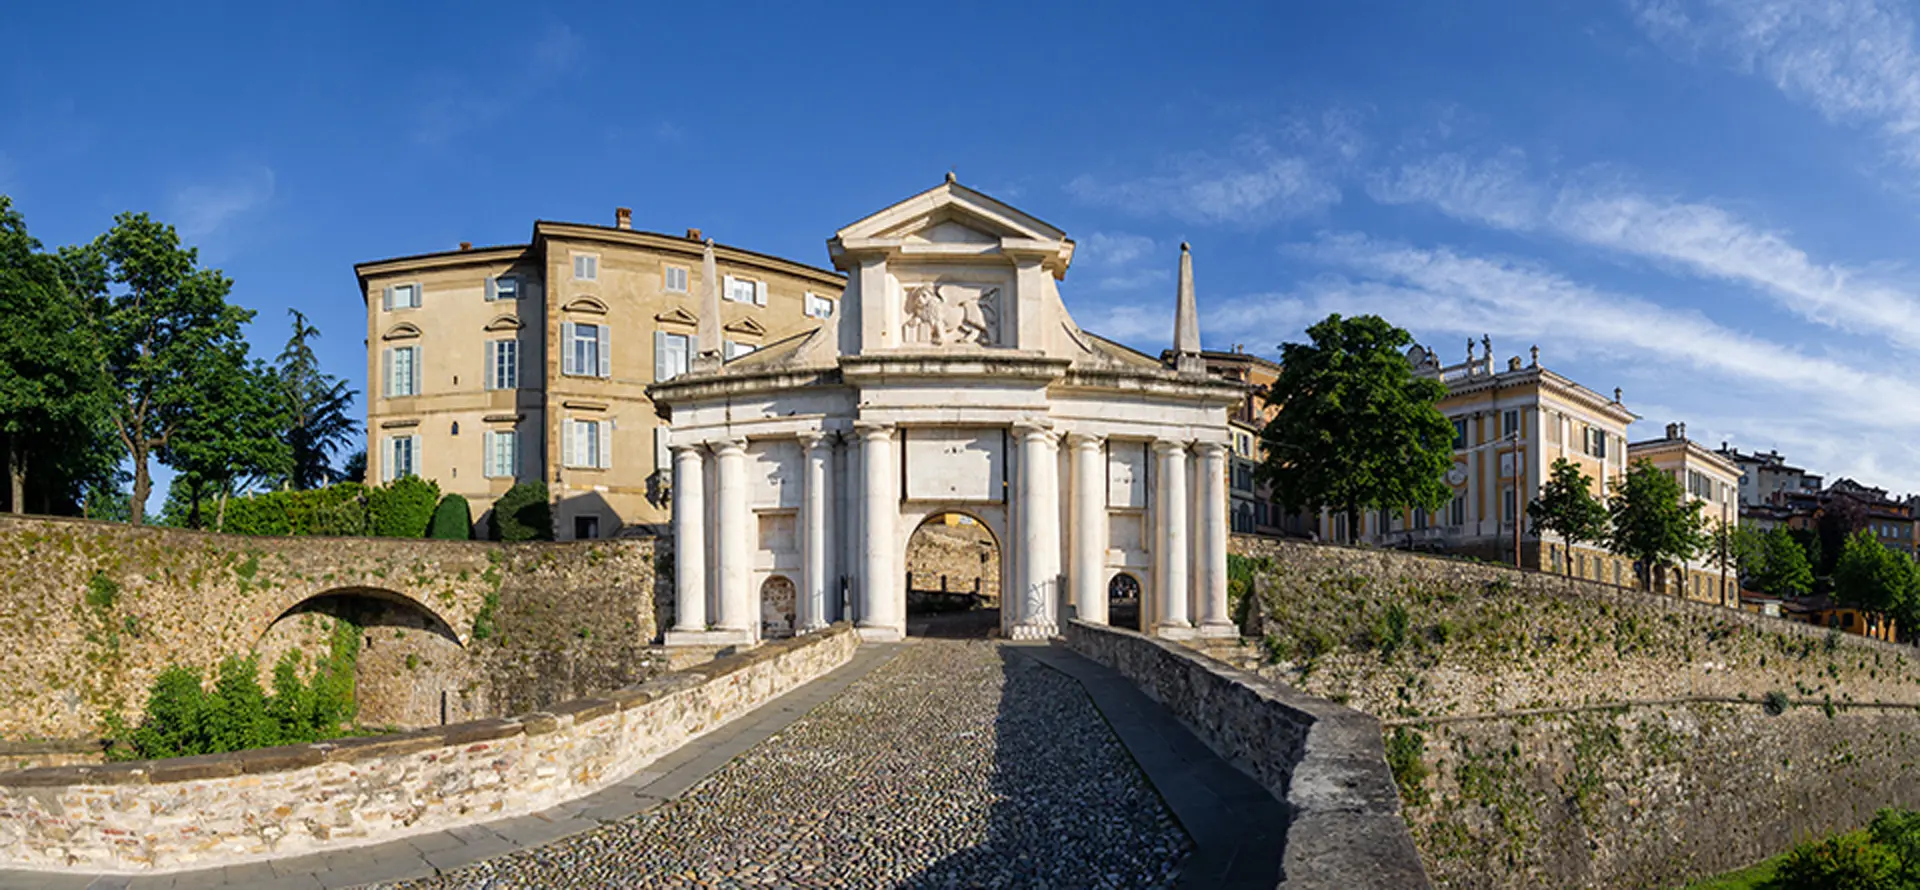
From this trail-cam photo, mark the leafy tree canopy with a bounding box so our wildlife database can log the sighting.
[1529,458,1609,575]
[1256,314,1454,541]
[1606,459,1710,591]
[1752,525,1815,598]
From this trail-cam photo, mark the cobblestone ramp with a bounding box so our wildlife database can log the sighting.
[381,640,1190,889]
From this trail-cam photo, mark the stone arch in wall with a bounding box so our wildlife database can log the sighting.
[1108,572,1143,631]
[257,587,467,729]
[901,509,1004,637]
[760,575,797,639]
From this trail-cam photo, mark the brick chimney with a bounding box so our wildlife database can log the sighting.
[459,241,472,251]
[615,207,633,230]
[686,228,703,241]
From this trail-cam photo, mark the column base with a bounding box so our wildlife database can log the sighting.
[855,623,904,643]
[664,628,757,647]
[1153,624,1200,641]
[1006,622,1059,641]
[1198,621,1239,639]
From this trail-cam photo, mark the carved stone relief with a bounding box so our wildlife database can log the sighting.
[901,283,1000,346]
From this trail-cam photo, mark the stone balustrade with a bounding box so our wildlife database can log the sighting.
[0,623,860,875]
[1063,619,1431,889]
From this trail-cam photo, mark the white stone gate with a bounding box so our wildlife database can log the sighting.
[652,177,1242,645]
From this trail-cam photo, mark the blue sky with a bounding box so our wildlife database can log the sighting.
[7,1,1920,498]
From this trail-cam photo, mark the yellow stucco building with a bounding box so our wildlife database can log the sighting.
[356,210,844,539]
[1625,423,1741,605]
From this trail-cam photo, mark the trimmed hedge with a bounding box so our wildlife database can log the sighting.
[490,481,552,541]
[368,475,440,538]
[429,494,473,540]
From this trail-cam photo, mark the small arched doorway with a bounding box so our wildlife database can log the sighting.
[904,511,1001,638]
[257,588,465,729]
[760,575,797,639]
[1108,573,1142,631]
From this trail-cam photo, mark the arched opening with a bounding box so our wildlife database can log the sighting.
[1108,573,1142,631]
[257,588,466,730]
[904,511,1001,638]
[760,575,797,639]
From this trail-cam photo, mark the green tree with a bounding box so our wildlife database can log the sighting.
[368,475,440,537]
[1722,524,1769,583]
[1605,460,1710,592]
[1528,458,1610,576]
[341,449,367,484]
[490,480,552,541]
[429,494,473,540]
[0,196,115,513]
[160,359,291,529]
[80,213,255,524]
[274,310,358,490]
[1752,525,1815,597]
[1256,314,1454,543]
[1833,531,1918,633]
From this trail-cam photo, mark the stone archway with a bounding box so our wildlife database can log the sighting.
[904,511,1002,638]
[760,575,797,639]
[1108,572,1143,631]
[258,588,467,729]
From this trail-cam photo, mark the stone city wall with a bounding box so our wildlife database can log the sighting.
[0,623,860,874]
[1226,534,1920,888]
[1063,620,1432,890]
[0,515,663,742]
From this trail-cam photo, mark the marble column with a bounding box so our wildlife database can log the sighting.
[798,432,831,633]
[857,423,902,640]
[1068,433,1108,626]
[1153,439,1192,635]
[1013,423,1062,639]
[669,444,707,635]
[713,439,751,636]
[1196,441,1234,636]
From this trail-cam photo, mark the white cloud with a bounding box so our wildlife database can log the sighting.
[170,165,276,239]
[1366,149,1920,349]
[1073,300,1172,345]
[1269,234,1920,430]
[1367,150,1543,230]
[1632,0,1920,171]
[1075,232,1172,292]
[1068,154,1339,225]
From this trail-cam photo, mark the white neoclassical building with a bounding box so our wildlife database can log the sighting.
[651,177,1243,644]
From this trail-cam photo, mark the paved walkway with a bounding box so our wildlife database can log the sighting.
[3,639,1284,890]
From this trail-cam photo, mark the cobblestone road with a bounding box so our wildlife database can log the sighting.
[380,640,1189,889]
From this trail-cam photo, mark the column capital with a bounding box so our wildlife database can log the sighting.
[712,438,748,456]
[1012,420,1057,442]
[798,430,834,452]
[1065,432,1103,451]
[668,442,706,457]
[852,421,894,441]
[1195,440,1230,459]
[1151,438,1192,455]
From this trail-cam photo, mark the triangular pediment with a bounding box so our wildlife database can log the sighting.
[724,316,768,337]
[834,177,1068,245]
[655,306,699,326]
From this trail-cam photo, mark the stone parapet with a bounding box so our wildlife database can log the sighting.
[0,623,860,875]
[1063,620,1431,889]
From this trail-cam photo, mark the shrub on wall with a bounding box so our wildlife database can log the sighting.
[429,494,473,540]
[219,483,371,537]
[110,619,362,760]
[368,476,441,538]
[490,481,552,541]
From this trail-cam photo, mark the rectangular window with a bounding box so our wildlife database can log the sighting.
[663,265,689,294]
[1452,419,1467,450]
[385,345,420,397]
[1502,410,1520,438]
[1503,487,1516,525]
[654,331,691,381]
[724,275,757,304]
[1586,428,1607,459]
[486,276,517,302]
[385,283,420,310]
[804,292,835,319]
[385,435,416,481]
[1448,495,1465,527]
[724,340,757,360]
[1412,507,1428,531]
[573,254,598,281]
[565,418,611,469]
[484,429,519,478]
[488,339,519,390]
[564,322,609,377]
